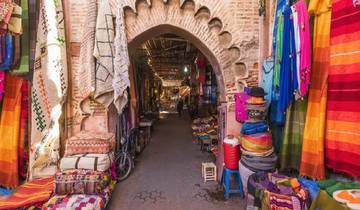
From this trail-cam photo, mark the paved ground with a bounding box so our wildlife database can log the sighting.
[107,114,246,210]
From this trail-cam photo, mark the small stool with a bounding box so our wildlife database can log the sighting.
[201,162,217,182]
[222,167,244,200]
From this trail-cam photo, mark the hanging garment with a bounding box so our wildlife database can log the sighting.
[78,0,97,101]
[274,13,284,88]
[113,0,130,113]
[300,0,331,180]
[12,35,21,69]
[280,99,307,171]
[93,0,116,109]
[291,5,301,97]
[0,74,23,188]
[235,93,249,122]
[19,81,29,178]
[295,0,312,97]
[260,57,274,106]
[29,0,68,180]
[279,7,298,113]
[12,0,30,74]
[325,0,360,178]
[0,33,14,70]
[272,0,287,56]
[0,0,13,22]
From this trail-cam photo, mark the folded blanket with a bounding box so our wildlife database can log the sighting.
[55,169,110,195]
[0,177,54,209]
[241,121,268,135]
[60,153,114,172]
[64,131,115,156]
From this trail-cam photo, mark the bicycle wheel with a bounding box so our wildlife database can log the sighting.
[116,152,134,181]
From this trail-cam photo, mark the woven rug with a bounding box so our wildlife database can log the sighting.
[29,0,68,180]
[325,0,360,178]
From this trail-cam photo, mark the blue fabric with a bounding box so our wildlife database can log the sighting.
[0,187,12,196]
[199,135,210,141]
[299,178,320,200]
[0,34,14,71]
[279,7,297,113]
[241,122,269,135]
[261,58,274,107]
[270,95,286,125]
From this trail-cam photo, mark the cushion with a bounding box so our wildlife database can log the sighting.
[55,169,111,195]
[64,131,115,156]
[60,153,114,172]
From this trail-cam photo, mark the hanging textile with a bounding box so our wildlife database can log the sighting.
[19,81,29,178]
[0,74,23,188]
[93,0,116,109]
[8,3,22,35]
[280,99,307,171]
[0,72,4,104]
[260,57,274,107]
[300,0,331,180]
[12,0,30,74]
[29,0,68,179]
[0,33,13,70]
[279,6,298,113]
[325,0,360,178]
[78,0,97,101]
[294,0,312,97]
[113,0,130,113]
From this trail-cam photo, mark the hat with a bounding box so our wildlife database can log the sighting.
[248,87,267,97]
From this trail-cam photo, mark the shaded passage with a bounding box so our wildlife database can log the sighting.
[107,114,245,210]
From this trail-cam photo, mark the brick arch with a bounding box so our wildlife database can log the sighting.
[123,0,250,102]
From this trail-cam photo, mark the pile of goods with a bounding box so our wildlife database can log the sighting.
[191,116,219,153]
[246,172,360,210]
[42,131,117,209]
[236,87,278,193]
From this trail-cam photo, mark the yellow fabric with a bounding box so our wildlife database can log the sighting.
[300,0,331,180]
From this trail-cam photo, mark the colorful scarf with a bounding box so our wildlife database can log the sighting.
[300,0,331,180]
[12,0,29,74]
[0,177,54,209]
[29,0,68,180]
[113,0,130,113]
[280,99,307,171]
[0,74,23,188]
[325,0,360,178]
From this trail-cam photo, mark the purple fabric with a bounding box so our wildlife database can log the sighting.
[235,93,249,122]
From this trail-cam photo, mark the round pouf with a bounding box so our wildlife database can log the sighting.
[223,135,240,170]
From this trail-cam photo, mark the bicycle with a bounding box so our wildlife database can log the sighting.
[116,128,138,181]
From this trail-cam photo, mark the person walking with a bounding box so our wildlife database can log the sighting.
[177,99,184,117]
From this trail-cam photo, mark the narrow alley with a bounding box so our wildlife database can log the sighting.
[107,114,245,210]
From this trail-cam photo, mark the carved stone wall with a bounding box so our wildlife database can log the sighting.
[64,0,261,136]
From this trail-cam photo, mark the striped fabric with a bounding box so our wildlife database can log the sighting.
[0,74,23,188]
[325,0,360,178]
[19,81,29,178]
[300,0,331,180]
[0,177,54,209]
[280,99,307,171]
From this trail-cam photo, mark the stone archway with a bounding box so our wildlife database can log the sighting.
[123,0,254,103]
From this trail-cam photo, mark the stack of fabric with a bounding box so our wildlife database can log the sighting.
[238,87,278,193]
[42,131,116,210]
[246,172,311,210]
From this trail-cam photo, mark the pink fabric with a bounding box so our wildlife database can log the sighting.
[235,93,249,122]
[0,72,4,102]
[295,0,311,97]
